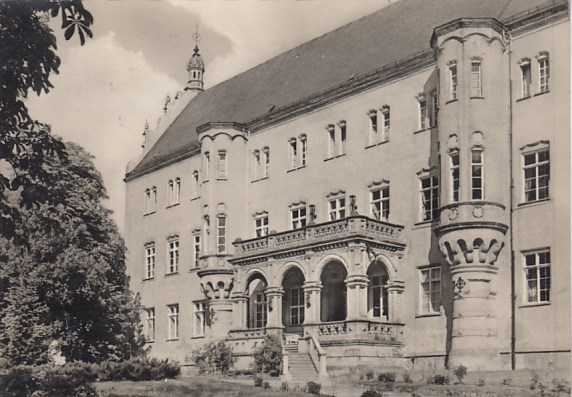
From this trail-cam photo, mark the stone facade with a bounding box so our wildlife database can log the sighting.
[124,0,570,374]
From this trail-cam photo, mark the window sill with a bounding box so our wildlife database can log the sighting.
[165,272,179,278]
[189,267,200,273]
[365,140,389,150]
[516,95,531,103]
[413,127,430,135]
[519,301,550,308]
[413,220,439,229]
[191,335,206,339]
[217,178,227,181]
[143,211,156,217]
[190,196,200,202]
[445,98,458,105]
[142,277,155,282]
[252,176,270,183]
[287,166,306,173]
[534,90,550,97]
[470,96,485,100]
[145,340,155,344]
[517,198,550,209]
[416,312,442,319]
[166,338,179,342]
[324,154,346,162]
[166,203,180,209]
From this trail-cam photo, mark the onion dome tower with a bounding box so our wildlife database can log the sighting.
[186,27,205,91]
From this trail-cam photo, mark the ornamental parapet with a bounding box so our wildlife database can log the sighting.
[304,320,404,344]
[228,327,267,340]
[231,216,405,264]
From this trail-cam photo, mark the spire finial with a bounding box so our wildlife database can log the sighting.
[193,25,201,51]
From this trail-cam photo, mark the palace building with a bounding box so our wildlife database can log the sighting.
[124,0,570,376]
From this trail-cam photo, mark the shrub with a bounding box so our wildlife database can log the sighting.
[263,381,271,389]
[280,381,290,391]
[432,374,449,385]
[402,372,413,384]
[253,334,283,374]
[253,375,264,387]
[305,381,321,394]
[477,378,486,387]
[502,377,512,386]
[378,371,396,383]
[361,390,382,397]
[190,340,234,374]
[365,369,375,380]
[0,364,98,397]
[96,357,180,381]
[453,364,467,384]
[551,378,570,393]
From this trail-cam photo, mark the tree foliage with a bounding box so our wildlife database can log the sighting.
[0,143,144,366]
[0,0,93,240]
[253,334,283,374]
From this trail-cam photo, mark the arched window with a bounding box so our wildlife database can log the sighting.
[281,267,305,332]
[367,260,390,320]
[320,261,347,322]
[247,275,268,329]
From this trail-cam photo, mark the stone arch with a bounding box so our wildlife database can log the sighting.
[242,268,269,294]
[320,259,348,322]
[315,253,349,281]
[366,253,398,281]
[244,269,269,329]
[281,265,307,333]
[277,261,307,285]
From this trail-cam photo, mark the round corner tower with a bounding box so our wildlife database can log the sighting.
[431,18,511,370]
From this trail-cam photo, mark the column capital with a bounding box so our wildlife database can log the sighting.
[230,291,248,301]
[303,281,322,292]
[387,280,405,293]
[265,286,284,297]
[345,274,369,288]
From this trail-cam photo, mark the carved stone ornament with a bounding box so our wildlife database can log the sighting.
[448,207,458,220]
[472,205,484,218]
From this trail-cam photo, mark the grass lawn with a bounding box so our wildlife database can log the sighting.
[96,377,316,397]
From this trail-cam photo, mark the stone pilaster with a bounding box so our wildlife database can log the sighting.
[345,275,369,320]
[302,281,322,325]
[265,287,284,329]
[231,292,248,329]
[386,280,405,323]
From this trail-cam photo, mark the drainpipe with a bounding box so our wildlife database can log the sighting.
[507,31,516,371]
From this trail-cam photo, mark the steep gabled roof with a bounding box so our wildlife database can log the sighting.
[127,0,559,180]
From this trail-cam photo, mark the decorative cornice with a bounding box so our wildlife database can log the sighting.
[431,18,508,47]
[519,140,550,151]
[196,121,247,134]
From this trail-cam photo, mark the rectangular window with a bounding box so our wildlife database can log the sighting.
[450,152,460,202]
[524,148,550,202]
[371,186,390,221]
[263,147,270,177]
[145,244,155,279]
[381,108,390,141]
[368,110,378,144]
[204,152,210,181]
[217,151,227,179]
[252,150,260,180]
[339,121,347,154]
[520,62,531,98]
[192,171,200,198]
[470,61,482,97]
[193,233,201,268]
[145,308,155,342]
[144,189,151,214]
[370,275,389,319]
[327,125,336,158]
[168,180,174,206]
[289,139,298,169]
[167,239,179,274]
[538,56,549,93]
[291,206,307,230]
[450,63,458,100]
[167,304,179,340]
[471,150,484,200]
[254,215,269,238]
[253,292,267,328]
[300,136,307,167]
[524,249,551,303]
[418,99,427,130]
[419,266,441,314]
[174,178,180,204]
[150,187,157,213]
[216,215,226,254]
[193,301,206,337]
[328,196,346,221]
[290,287,305,326]
[431,91,439,127]
[420,175,439,221]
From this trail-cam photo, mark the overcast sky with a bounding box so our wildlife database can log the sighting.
[27,0,393,232]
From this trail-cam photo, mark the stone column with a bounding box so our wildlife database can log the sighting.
[302,281,322,324]
[345,275,369,320]
[265,287,284,331]
[231,292,248,329]
[386,280,405,323]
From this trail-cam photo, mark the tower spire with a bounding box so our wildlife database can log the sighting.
[186,25,205,91]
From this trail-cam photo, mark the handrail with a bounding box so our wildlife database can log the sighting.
[306,335,328,379]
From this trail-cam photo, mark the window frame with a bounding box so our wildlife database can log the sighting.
[145,307,155,342]
[299,135,307,167]
[368,109,378,144]
[167,238,179,274]
[262,147,270,178]
[217,150,227,180]
[450,151,460,202]
[381,107,390,142]
[167,304,179,340]
[419,174,439,222]
[203,152,210,182]
[193,301,206,337]
[370,184,390,221]
[471,149,484,200]
[522,146,550,203]
[191,171,200,199]
[522,249,551,304]
[431,91,439,127]
[470,60,482,97]
[290,204,307,230]
[326,124,336,159]
[417,95,427,130]
[537,53,550,93]
[327,195,346,221]
[519,59,532,99]
[254,213,269,238]
[418,265,442,315]
[144,243,156,280]
[449,62,458,100]
[192,231,201,268]
[290,287,305,326]
[216,215,227,254]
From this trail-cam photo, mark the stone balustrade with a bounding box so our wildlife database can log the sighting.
[233,216,404,260]
[228,327,267,339]
[304,320,404,343]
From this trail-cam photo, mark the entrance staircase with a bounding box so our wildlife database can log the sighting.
[284,336,319,383]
